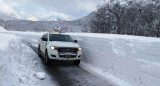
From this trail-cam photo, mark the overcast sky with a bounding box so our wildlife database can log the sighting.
[0,0,102,20]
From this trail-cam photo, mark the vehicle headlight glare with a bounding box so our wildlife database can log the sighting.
[78,48,82,51]
[51,46,56,50]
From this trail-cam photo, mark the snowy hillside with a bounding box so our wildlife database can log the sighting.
[40,15,66,21]
[1,29,160,86]
[0,12,19,21]
[3,12,95,32]
[67,33,160,86]
[0,26,7,32]
[89,0,160,37]
[0,30,42,86]
[0,19,4,27]
[4,20,81,32]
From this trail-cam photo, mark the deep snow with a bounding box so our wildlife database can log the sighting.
[1,28,160,86]
[67,33,160,86]
[0,26,7,32]
[0,28,45,86]
[0,33,38,86]
[34,72,46,80]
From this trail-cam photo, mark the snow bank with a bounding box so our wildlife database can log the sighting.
[0,26,7,32]
[34,72,46,80]
[67,33,160,86]
[0,33,17,50]
[0,30,44,48]
[8,31,45,36]
[0,33,38,86]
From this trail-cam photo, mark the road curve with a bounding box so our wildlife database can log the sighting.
[25,41,116,86]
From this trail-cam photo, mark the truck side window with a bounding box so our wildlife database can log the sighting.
[45,34,48,41]
[42,34,45,40]
[42,34,48,41]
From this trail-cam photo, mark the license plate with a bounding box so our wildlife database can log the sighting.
[66,56,71,58]
[64,52,73,55]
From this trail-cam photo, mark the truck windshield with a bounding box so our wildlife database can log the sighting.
[49,34,74,42]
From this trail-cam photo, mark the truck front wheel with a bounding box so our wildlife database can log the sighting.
[45,50,51,66]
[38,45,42,58]
[73,60,80,65]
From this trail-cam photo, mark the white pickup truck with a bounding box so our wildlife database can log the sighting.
[38,32,82,65]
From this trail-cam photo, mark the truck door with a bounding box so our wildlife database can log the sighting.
[41,34,47,54]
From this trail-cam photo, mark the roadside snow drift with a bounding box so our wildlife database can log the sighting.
[0,33,39,86]
[68,33,160,86]
[0,26,7,32]
[34,72,46,80]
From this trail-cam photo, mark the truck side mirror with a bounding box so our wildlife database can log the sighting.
[74,40,78,43]
[42,37,47,41]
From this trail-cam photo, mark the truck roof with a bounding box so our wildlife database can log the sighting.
[49,31,60,34]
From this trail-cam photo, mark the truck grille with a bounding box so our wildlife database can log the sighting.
[59,55,77,58]
[58,48,77,53]
[58,48,78,58]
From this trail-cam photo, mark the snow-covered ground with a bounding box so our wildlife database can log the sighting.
[67,33,160,86]
[0,26,7,32]
[0,27,46,86]
[1,26,160,86]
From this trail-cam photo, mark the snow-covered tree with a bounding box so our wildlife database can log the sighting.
[90,0,160,37]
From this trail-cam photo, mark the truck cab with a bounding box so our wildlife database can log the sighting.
[38,31,82,65]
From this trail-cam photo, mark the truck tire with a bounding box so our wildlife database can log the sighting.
[38,45,42,58]
[73,60,80,65]
[45,50,51,66]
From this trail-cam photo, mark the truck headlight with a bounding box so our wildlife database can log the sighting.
[78,48,82,51]
[51,46,57,50]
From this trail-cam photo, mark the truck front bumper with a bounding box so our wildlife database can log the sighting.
[48,48,82,61]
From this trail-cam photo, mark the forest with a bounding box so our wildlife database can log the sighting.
[90,0,160,37]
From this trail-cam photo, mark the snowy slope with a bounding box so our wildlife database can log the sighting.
[0,26,7,32]
[0,19,4,26]
[3,12,95,32]
[0,32,40,86]
[67,33,160,86]
[0,12,19,21]
[1,30,160,86]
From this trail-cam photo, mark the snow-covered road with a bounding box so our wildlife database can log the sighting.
[21,33,116,86]
[1,26,160,86]
[0,30,116,86]
[26,41,115,86]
